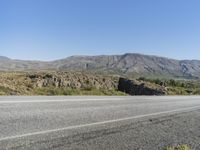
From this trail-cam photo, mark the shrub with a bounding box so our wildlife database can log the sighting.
[33,87,126,96]
[166,145,192,150]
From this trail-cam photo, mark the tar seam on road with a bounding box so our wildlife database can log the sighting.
[0,105,200,142]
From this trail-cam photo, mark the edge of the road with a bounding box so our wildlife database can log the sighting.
[1,105,200,149]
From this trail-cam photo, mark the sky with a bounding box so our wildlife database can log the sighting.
[0,0,200,60]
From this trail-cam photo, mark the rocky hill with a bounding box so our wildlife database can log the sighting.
[1,53,200,79]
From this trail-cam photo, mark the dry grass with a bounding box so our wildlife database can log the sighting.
[166,145,192,150]
[33,87,127,96]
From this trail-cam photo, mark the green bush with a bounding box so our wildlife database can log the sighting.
[138,77,200,95]
[0,86,13,95]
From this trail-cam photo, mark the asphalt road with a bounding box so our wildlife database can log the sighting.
[0,96,200,150]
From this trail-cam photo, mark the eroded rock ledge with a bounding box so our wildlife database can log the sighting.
[118,77,166,95]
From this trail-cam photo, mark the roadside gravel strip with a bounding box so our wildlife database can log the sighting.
[0,96,200,149]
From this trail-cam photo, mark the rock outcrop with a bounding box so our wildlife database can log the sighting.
[27,72,118,90]
[118,77,166,95]
[0,72,167,95]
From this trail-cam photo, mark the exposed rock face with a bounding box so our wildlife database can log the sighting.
[27,72,118,90]
[0,72,167,95]
[118,77,166,95]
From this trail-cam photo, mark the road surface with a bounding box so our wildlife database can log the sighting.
[0,96,200,149]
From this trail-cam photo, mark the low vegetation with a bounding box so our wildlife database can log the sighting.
[138,77,200,95]
[166,145,192,150]
[0,86,15,95]
[33,87,126,96]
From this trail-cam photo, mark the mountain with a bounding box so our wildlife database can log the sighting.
[0,56,10,60]
[0,53,200,79]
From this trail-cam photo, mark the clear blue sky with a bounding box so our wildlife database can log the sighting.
[0,0,200,60]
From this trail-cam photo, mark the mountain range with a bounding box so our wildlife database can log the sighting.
[1,53,200,79]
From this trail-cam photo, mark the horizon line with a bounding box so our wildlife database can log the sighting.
[0,52,199,62]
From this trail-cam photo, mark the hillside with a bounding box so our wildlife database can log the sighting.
[0,71,200,96]
[1,53,200,79]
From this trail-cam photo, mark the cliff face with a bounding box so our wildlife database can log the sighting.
[118,77,166,95]
[27,72,118,90]
[0,72,166,95]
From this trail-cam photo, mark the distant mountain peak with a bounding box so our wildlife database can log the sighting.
[0,56,10,60]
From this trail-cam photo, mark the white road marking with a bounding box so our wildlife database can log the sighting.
[0,96,199,103]
[0,105,200,142]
